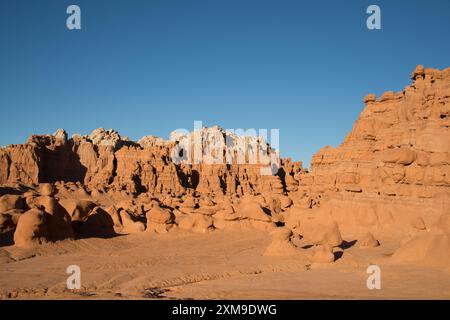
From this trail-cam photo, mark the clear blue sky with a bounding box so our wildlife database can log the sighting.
[1,0,449,167]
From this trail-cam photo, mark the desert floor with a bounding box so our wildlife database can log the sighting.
[1,230,449,300]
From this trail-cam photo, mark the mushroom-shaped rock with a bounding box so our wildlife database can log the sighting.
[436,213,450,233]
[13,209,48,247]
[411,65,425,80]
[359,232,380,248]
[279,196,293,210]
[392,234,450,269]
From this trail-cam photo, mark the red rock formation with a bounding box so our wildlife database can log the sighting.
[0,126,301,199]
[302,65,450,235]
[309,65,450,197]
[1,65,449,252]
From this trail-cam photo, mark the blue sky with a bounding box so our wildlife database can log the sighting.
[1,0,449,167]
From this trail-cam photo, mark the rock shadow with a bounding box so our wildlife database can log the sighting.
[339,240,357,250]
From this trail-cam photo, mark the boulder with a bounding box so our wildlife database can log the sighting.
[179,214,214,234]
[120,210,145,233]
[13,209,48,247]
[33,196,74,240]
[392,234,450,269]
[146,206,175,225]
[59,199,97,225]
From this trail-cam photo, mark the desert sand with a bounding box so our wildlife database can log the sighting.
[1,65,449,299]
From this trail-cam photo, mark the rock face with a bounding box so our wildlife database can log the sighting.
[13,209,48,247]
[310,65,450,195]
[303,65,450,235]
[0,127,301,199]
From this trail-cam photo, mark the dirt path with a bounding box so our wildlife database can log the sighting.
[1,230,449,299]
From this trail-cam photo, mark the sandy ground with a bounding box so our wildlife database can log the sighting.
[1,230,449,300]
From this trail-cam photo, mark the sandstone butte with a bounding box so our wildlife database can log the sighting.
[1,65,450,288]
